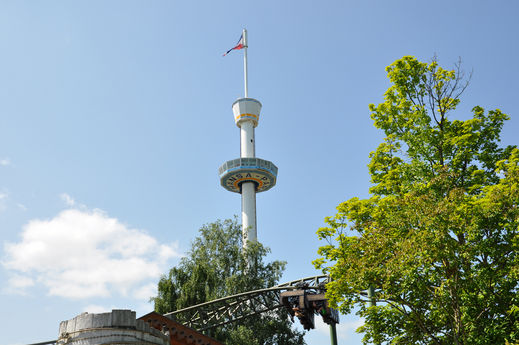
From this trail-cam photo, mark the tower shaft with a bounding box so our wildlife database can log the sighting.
[241,181,257,243]
[240,116,257,243]
[219,98,277,248]
[240,120,255,157]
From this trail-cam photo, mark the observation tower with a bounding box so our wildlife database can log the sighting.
[219,29,278,247]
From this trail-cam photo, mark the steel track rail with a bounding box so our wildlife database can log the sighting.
[164,275,330,331]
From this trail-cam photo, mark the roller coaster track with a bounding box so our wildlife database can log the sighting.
[163,275,331,331]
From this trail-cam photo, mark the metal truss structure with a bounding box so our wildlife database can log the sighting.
[163,275,331,331]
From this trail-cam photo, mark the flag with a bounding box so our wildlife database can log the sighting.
[223,34,245,56]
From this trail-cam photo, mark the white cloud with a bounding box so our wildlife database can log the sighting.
[60,193,76,207]
[2,208,181,299]
[0,192,7,212]
[0,158,10,166]
[82,304,114,314]
[9,275,34,289]
[1,274,35,295]
[133,282,157,301]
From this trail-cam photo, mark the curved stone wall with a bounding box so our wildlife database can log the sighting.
[57,309,168,345]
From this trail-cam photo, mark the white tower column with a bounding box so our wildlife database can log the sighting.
[240,120,255,158]
[241,181,257,244]
[239,117,257,244]
[219,97,277,249]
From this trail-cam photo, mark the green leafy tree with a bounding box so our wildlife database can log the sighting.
[153,218,306,345]
[314,56,519,345]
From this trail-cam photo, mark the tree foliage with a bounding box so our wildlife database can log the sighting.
[153,218,306,345]
[314,56,519,345]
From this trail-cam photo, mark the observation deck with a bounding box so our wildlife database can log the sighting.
[219,157,277,193]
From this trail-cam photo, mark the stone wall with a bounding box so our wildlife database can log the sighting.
[57,309,169,345]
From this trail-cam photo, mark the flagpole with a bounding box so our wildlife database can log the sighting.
[243,28,248,97]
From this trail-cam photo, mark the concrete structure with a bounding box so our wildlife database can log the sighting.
[219,30,278,246]
[55,310,224,345]
[57,310,168,345]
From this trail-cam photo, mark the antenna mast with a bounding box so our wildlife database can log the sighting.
[243,28,248,97]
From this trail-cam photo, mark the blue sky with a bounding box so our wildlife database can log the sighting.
[1,1,518,344]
